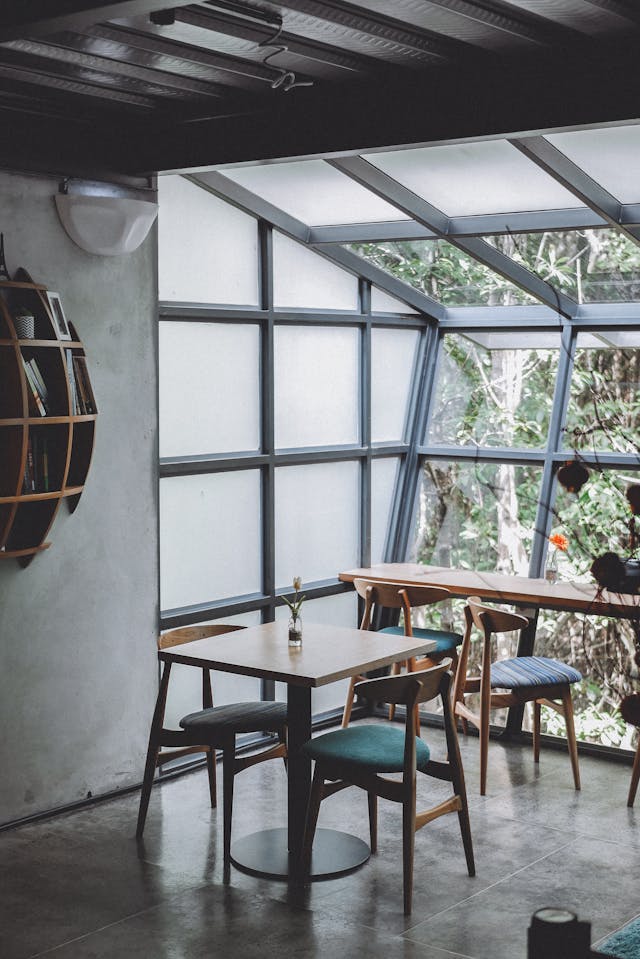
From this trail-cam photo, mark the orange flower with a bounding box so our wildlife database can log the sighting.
[549,532,568,552]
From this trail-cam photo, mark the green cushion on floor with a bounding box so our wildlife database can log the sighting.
[380,625,462,653]
[302,724,430,773]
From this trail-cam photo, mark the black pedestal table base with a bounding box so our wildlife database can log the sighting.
[230,826,370,881]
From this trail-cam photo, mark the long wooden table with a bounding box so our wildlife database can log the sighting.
[159,619,436,880]
[339,563,639,734]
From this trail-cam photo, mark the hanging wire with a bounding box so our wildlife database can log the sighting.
[258,19,314,92]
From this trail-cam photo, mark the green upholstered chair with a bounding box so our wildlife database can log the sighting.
[136,624,287,881]
[342,577,463,728]
[302,661,475,915]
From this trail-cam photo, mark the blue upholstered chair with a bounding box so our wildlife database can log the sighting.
[136,624,287,880]
[342,577,463,728]
[452,598,581,795]
[302,661,475,915]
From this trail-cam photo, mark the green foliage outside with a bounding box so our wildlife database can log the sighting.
[353,230,640,748]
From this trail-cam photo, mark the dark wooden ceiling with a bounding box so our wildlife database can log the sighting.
[1,0,640,182]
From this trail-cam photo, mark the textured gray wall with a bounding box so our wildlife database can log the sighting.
[0,171,158,824]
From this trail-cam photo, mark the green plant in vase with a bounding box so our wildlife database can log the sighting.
[282,576,305,647]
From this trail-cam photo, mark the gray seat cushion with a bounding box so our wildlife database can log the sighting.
[180,701,288,736]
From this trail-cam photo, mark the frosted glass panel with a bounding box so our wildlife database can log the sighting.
[371,328,418,442]
[163,612,261,729]
[546,125,640,203]
[160,471,261,610]
[371,286,418,314]
[223,161,409,226]
[274,326,359,448]
[273,232,359,310]
[275,462,360,586]
[275,592,358,713]
[158,175,259,305]
[371,457,399,564]
[364,141,584,216]
[159,322,260,457]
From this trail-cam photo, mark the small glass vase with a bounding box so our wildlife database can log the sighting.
[545,549,558,585]
[288,615,302,648]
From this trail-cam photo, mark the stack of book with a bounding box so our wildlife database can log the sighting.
[22,433,50,493]
[65,350,96,414]
[22,356,48,416]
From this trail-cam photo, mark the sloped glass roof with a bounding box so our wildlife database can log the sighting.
[546,125,640,203]
[222,160,410,226]
[362,139,585,216]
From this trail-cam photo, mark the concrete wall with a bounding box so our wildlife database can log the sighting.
[0,171,159,825]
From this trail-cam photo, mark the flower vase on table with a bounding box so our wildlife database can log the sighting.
[282,576,305,648]
[546,532,568,585]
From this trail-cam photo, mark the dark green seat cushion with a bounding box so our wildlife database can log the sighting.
[380,625,462,653]
[302,724,430,773]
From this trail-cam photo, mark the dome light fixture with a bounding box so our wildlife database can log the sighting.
[55,182,158,256]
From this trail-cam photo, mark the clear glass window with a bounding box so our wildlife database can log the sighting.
[564,334,640,453]
[427,332,560,448]
[411,460,542,575]
[349,240,536,306]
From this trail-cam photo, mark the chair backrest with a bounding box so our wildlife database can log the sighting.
[354,659,452,708]
[466,598,528,638]
[158,623,245,651]
[353,577,451,633]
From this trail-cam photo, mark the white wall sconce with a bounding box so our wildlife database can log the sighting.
[55,183,159,256]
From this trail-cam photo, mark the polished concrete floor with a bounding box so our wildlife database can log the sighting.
[3,723,639,959]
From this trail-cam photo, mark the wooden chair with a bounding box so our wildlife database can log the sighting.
[301,661,474,915]
[342,577,463,728]
[453,598,582,796]
[619,695,640,807]
[136,624,288,880]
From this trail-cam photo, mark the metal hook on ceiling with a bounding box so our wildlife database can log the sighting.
[258,18,313,92]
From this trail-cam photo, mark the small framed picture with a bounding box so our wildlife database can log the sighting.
[47,291,71,340]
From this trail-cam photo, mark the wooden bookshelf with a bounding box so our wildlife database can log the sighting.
[0,277,97,567]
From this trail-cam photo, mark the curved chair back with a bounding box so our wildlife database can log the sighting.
[354,659,452,708]
[158,623,245,650]
[353,577,451,632]
[466,598,528,638]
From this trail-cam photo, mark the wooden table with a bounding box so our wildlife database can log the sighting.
[159,619,436,880]
[339,563,639,734]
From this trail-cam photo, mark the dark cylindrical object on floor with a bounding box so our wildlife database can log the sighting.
[528,908,592,958]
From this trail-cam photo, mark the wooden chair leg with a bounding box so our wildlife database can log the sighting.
[205,747,217,807]
[627,736,640,807]
[222,741,236,882]
[402,794,416,916]
[136,741,159,839]
[561,686,581,791]
[301,764,325,878]
[367,791,378,853]
[479,683,491,797]
[389,661,403,722]
[533,700,541,765]
[342,676,359,728]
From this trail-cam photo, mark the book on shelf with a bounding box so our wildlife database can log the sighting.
[72,355,96,414]
[21,356,47,416]
[65,349,78,414]
[22,433,50,493]
[27,358,49,407]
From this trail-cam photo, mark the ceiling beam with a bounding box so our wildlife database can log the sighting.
[329,155,578,317]
[187,171,443,318]
[274,0,482,64]
[0,1,199,43]
[509,135,640,246]
[581,0,640,26]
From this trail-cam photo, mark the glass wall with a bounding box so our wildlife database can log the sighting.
[158,145,640,749]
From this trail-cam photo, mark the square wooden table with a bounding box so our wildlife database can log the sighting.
[159,619,436,880]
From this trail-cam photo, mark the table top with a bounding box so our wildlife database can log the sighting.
[159,620,437,687]
[339,563,640,618]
